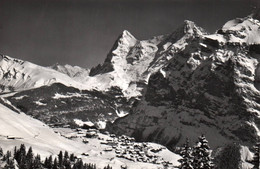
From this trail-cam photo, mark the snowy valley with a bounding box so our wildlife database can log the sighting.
[2,12,260,169]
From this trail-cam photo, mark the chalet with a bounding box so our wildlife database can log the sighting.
[81,153,89,156]
[104,147,113,152]
[82,139,89,144]
[7,136,22,140]
[110,134,116,138]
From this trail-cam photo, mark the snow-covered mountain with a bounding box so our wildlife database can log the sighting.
[107,15,260,154]
[50,64,90,83]
[88,22,204,98]
[0,55,86,92]
[2,13,260,167]
[1,20,208,130]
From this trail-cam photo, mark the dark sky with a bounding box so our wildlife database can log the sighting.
[0,0,258,68]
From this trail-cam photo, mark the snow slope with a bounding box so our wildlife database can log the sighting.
[222,16,260,44]
[0,102,89,156]
[0,103,180,168]
[0,55,87,92]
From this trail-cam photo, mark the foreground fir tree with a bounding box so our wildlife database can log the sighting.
[214,143,241,169]
[178,138,194,169]
[192,135,214,169]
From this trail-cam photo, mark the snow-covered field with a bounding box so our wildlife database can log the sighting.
[0,103,180,168]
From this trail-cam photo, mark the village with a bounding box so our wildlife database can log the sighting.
[54,126,175,168]
[101,134,172,166]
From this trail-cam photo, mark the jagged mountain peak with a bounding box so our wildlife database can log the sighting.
[117,30,138,48]
[182,20,205,35]
[122,30,136,39]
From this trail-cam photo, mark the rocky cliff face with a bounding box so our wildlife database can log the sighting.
[87,21,205,98]
[108,16,260,150]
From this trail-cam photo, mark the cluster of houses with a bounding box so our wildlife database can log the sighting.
[56,127,173,167]
[101,134,172,166]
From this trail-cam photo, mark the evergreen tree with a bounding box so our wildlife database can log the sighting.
[15,144,27,168]
[53,157,58,169]
[58,151,63,167]
[27,147,34,161]
[44,157,49,168]
[2,154,6,161]
[192,135,213,169]
[64,158,72,169]
[4,158,15,169]
[27,146,34,168]
[73,159,84,169]
[0,147,3,157]
[253,141,260,169]
[64,151,69,159]
[20,144,26,157]
[70,153,75,162]
[32,154,42,169]
[178,138,194,169]
[6,150,11,160]
[104,164,112,169]
[214,143,241,169]
[47,155,53,169]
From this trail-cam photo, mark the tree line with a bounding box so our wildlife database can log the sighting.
[0,144,112,169]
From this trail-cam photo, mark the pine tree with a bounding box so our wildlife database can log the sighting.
[8,158,15,168]
[192,135,213,169]
[178,138,194,169]
[104,164,112,169]
[64,158,72,169]
[47,155,53,169]
[6,150,11,160]
[73,159,84,169]
[58,151,63,167]
[53,157,58,169]
[0,147,3,157]
[214,143,241,169]
[253,141,260,169]
[44,157,49,168]
[20,144,26,157]
[4,158,15,169]
[70,153,75,162]
[27,147,34,160]
[64,151,69,159]
[27,146,34,168]
[32,154,42,169]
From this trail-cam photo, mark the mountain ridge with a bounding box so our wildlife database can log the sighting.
[1,15,260,154]
[106,15,260,155]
